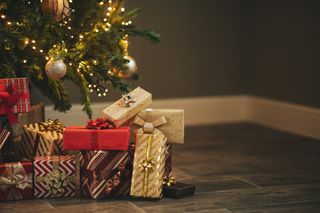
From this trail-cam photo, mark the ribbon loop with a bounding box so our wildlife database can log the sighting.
[122,94,136,107]
[86,117,115,129]
[133,108,167,134]
[39,119,64,132]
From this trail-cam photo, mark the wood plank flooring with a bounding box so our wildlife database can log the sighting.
[1,123,320,212]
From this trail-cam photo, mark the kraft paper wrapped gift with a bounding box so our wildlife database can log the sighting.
[0,161,33,201]
[133,109,185,144]
[103,87,152,127]
[20,119,65,159]
[34,155,76,198]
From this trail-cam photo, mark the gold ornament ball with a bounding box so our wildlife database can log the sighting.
[45,59,67,80]
[118,55,138,80]
[42,0,70,20]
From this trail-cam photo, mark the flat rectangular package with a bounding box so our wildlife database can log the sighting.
[103,87,152,127]
[133,109,185,144]
[0,161,33,201]
[63,127,130,151]
[20,123,64,159]
[34,155,76,198]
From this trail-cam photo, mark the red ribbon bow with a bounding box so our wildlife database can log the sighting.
[86,117,115,129]
[0,84,19,125]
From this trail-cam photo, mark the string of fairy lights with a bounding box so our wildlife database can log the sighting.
[0,0,133,97]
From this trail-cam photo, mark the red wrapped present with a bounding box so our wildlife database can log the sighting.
[0,161,33,201]
[81,150,132,199]
[34,155,76,198]
[63,126,130,151]
[0,78,31,125]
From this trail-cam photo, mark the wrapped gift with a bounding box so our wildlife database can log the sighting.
[103,87,152,127]
[0,161,33,201]
[0,128,10,151]
[63,126,130,151]
[81,150,132,199]
[164,144,172,178]
[133,109,185,144]
[34,155,76,198]
[17,103,45,126]
[163,182,195,199]
[20,119,64,159]
[0,78,31,125]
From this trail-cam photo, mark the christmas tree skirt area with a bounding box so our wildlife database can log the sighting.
[2,124,320,213]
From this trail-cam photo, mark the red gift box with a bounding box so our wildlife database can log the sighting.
[0,78,31,114]
[0,161,33,201]
[34,155,76,198]
[63,126,130,151]
[81,150,132,199]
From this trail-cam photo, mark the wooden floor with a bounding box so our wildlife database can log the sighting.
[2,123,320,212]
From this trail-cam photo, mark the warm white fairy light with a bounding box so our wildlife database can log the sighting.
[1,15,5,19]
[103,93,107,96]
[23,59,27,63]
[121,8,125,12]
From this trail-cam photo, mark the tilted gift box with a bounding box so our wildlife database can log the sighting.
[0,161,33,201]
[103,87,152,127]
[0,78,31,116]
[81,150,132,199]
[63,127,130,151]
[133,109,185,144]
[34,155,76,198]
[20,120,64,160]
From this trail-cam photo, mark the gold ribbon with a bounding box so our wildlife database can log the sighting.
[39,119,63,133]
[133,108,167,134]
[35,156,74,196]
[0,162,32,200]
[138,134,156,197]
[163,175,176,187]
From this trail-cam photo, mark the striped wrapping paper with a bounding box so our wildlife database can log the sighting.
[20,123,64,160]
[0,78,31,114]
[0,128,10,150]
[80,150,132,200]
[130,131,167,199]
[34,155,76,198]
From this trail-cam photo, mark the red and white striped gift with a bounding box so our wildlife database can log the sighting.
[34,155,76,198]
[0,78,31,114]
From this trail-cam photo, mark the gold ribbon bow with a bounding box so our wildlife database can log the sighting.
[139,159,155,173]
[133,108,167,134]
[35,156,73,196]
[0,163,32,200]
[122,93,136,107]
[163,175,176,187]
[39,119,63,132]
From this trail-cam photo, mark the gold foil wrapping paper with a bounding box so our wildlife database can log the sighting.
[130,131,166,198]
[20,122,64,159]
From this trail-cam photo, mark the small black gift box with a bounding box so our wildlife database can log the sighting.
[163,182,195,199]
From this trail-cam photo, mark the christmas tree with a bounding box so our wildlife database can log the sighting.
[0,0,160,118]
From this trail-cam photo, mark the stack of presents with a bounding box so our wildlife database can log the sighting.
[0,78,195,202]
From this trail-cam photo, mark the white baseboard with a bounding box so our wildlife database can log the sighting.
[245,96,320,140]
[45,95,320,140]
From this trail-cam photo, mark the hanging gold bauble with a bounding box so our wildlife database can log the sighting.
[45,59,67,80]
[114,55,138,80]
[42,0,70,20]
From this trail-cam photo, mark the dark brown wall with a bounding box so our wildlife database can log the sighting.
[247,0,320,108]
[31,0,249,104]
